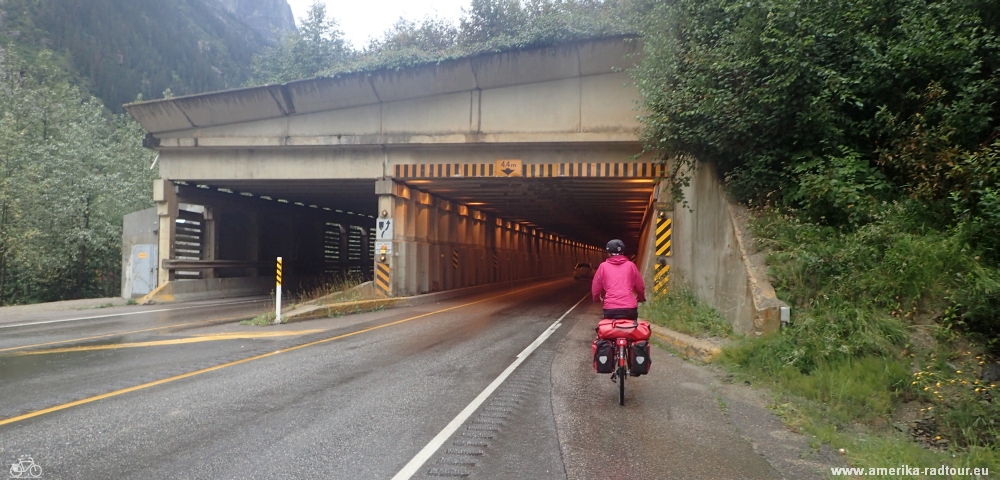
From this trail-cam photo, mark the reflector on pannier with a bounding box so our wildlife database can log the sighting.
[630,341,651,375]
[592,339,614,373]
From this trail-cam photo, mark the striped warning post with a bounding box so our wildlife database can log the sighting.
[274,257,283,324]
[656,216,672,257]
[453,250,459,269]
[492,253,498,281]
[375,263,391,297]
[654,264,670,297]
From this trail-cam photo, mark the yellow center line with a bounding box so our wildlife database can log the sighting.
[11,330,325,355]
[0,313,259,354]
[0,280,564,427]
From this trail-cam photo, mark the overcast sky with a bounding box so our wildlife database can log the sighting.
[284,0,470,48]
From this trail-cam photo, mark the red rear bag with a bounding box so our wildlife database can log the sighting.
[596,319,651,342]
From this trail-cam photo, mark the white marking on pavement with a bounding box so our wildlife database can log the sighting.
[391,294,590,480]
[0,299,265,329]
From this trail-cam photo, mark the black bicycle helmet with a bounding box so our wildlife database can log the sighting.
[606,239,625,254]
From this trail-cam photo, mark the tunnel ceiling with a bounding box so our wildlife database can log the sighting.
[402,177,657,249]
[177,179,381,220]
[182,176,657,249]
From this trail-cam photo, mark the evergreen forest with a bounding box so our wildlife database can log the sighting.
[1,0,275,113]
[0,0,997,469]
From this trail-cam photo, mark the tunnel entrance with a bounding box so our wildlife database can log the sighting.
[124,37,668,301]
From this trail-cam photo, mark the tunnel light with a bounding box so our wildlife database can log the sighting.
[294,202,305,206]
[218,188,233,193]
[336,209,343,213]
[277,199,289,203]
[260,196,272,200]
[323,207,331,211]
[240,192,253,197]
[309,205,318,208]
[196,184,210,189]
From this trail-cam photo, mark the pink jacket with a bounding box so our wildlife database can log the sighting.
[591,255,647,308]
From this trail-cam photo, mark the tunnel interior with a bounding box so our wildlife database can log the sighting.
[158,169,659,296]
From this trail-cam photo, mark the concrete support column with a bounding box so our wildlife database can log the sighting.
[376,179,409,297]
[202,206,217,279]
[469,212,486,285]
[434,202,450,292]
[154,179,178,286]
[457,210,469,288]
[491,219,500,283]
[415,192,431,295]
[402,191,418,296]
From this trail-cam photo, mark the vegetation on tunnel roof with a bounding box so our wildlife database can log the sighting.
[246,0,639,86]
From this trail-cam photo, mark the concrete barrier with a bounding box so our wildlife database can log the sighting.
[138,277,272,304]
[648,323,723,362]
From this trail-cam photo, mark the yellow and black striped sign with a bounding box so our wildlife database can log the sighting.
[452,250,459,269]
[653,264,669,297]
[375,263,390,297]
[276,258,283,286]
[656,216,672,257]
[394,162,666,179]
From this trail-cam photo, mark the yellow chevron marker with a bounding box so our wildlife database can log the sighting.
[375,263,391,296]
[654,264,670,296]
[656,217,672,257]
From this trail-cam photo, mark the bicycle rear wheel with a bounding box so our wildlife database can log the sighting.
[618,365,626,405]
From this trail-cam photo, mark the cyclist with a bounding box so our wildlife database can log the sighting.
[591,239,646,320]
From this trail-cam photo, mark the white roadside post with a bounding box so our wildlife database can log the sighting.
[274,257,282,324]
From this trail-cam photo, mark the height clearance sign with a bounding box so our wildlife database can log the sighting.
[495,159,522,177]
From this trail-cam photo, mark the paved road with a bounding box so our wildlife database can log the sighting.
[0,280,835,479]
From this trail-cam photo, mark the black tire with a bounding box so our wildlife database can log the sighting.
[618,365,626,405]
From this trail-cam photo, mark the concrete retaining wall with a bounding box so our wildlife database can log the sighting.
[121,207,159,298]
[669,161,786,336]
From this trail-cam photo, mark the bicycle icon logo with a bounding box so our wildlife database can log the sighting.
[8,455,42,478]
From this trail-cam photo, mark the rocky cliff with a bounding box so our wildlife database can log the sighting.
[213,0,297,43]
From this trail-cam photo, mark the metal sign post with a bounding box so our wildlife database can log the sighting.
[274,257,282,324]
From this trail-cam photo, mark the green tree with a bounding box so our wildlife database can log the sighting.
[634,0,1000,220]
[0,46,155,304]
[247,2,353,85]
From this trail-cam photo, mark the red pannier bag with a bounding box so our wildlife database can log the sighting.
[596,318,651,342]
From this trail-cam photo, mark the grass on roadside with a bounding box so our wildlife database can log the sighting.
[241,274,382,326]
[240,311,279,326]
[644,202,1000,473]
[639,279,734,339]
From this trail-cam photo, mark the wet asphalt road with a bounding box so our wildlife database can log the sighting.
[0,280,793,479]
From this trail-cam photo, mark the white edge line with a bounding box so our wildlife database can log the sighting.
[0,299,265,329]
[391,294,589,480]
